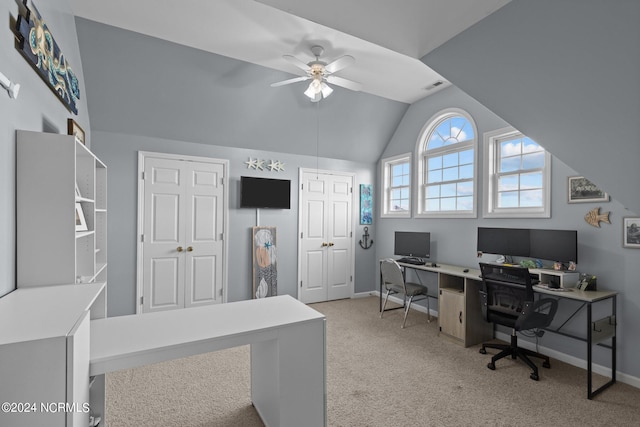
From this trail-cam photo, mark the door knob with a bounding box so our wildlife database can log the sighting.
[177,246,184,252]
[329,242,335,247]
[187,246,193,252]
[321,242,328,247]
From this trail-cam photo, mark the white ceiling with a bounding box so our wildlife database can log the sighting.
[71,0,510,104]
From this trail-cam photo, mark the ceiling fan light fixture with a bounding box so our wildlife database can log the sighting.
[320,82,333,98]
[304,81,318,99]
[304,78,333,101]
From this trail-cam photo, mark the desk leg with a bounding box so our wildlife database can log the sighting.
[587,303,593,399]
[587,297,617,399]
[251,320,326,427]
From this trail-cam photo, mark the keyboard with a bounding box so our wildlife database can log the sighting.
[396,257,425,265]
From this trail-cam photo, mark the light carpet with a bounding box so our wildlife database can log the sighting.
[106,296,640,426]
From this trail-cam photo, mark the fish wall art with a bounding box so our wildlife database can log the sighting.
[584,207,611,228]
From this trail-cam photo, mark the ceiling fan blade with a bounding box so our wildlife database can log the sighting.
[326,75,363,92]
[270,76,310,87]
[324,55,355,74]
[283,55,311,72]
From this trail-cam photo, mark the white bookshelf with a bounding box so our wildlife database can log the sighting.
[17,130,108,288]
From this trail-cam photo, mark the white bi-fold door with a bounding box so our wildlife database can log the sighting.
[137,152,228,313]
[299,169,354,304]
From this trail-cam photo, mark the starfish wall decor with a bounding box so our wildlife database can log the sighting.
[245,157,285,172]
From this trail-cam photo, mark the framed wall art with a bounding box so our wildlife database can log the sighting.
[252,226,277,298]
[68,119,85,144]
[568,176,609,203]
[623,217,640,248]
[15,0,80,114]
[360,184,373,225]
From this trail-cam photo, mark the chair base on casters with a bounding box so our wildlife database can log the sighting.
[479,332,551,381]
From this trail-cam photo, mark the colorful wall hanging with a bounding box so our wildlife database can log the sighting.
[252,226,277,298]
[16,1,80,114]
[360,184,373,225]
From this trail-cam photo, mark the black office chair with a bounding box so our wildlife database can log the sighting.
[478,262,558,381]
[380,258,430,328]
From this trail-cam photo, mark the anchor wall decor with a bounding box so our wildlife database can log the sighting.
[359,226,373,249]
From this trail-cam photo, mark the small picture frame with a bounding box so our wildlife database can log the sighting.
[75,203,88,231]
[623,217,640,248]
[567,176,609,203]
[75,182,82,199]
[67,118,85,145]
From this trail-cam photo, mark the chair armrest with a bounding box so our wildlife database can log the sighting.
[479,290,488,321]
[516,298,558,331]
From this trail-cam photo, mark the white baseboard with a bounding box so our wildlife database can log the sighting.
[366,290,640,390]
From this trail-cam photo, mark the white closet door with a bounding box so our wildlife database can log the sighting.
[140,154,227,313]
[299,170,354,304]
[184,161,224,308]
[142,157,186,312]
[326,175,352,301]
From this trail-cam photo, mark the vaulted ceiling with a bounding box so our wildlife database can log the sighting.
[72,0,511,163]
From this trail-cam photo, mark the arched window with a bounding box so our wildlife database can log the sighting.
[416,109,477,218]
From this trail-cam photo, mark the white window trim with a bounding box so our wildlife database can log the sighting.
[380,152,412,218]
[415,107,478,219]
[483,126,551,218]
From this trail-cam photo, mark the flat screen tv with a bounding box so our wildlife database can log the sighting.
[240,176,291,209]
[394,231,430,259]
[530,229,578,264]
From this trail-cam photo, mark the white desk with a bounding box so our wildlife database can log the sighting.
[0,283,106,427]
[91,295,326,427]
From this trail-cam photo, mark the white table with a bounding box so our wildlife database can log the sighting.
[90,295,326,427]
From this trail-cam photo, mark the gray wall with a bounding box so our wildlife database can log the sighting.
[92,130,377,317]
[423,0,640,214]
[375,85,640,378]
[0,0,90,298]
[418,0,640,379]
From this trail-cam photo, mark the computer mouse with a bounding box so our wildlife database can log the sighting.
[463,268,469,273]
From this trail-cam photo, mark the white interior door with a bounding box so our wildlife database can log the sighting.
[184,161,225,308]
[142,157,186,312]
[139,153,227,313]
[299,169,354,304]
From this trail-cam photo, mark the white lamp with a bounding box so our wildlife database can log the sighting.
[0,71,20,99]
[304,77,333,102]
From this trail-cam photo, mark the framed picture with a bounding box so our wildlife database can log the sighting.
[252,226,277,298]
[75,182,82,199]
[75,203,88,231]
[68,119,85,145]
[567,176,609,203]
[359,184,373,225]
[623,217,640,248]
[16,1,80,113]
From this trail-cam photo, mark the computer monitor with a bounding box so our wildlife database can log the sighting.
[529,229,578,264]
[394,232,430,259]
[477,227,530,258]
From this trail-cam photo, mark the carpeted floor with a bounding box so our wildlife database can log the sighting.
[105,296,640,426]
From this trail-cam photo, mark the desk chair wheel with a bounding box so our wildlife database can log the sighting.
[530,373,539,381]
[542,360,551,369]
[479,348,487,354]
[487,362,495,370]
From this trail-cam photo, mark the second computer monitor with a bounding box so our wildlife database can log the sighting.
[394,231,431,259]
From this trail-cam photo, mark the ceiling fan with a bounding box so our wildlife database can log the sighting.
[271,45,363,102]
